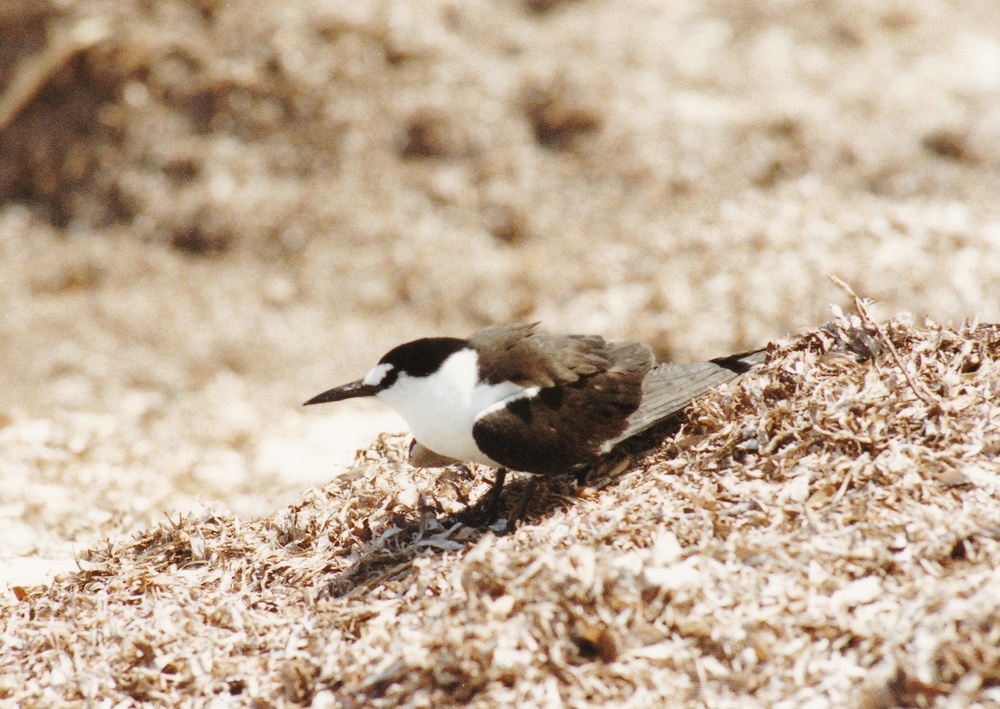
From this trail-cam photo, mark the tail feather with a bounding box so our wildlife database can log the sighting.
[605,348,766,449]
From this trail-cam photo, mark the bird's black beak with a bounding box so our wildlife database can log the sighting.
[303,379,380,406]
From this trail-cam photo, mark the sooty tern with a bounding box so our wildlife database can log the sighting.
[305,323,764,519]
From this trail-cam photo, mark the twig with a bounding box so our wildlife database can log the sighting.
[0,18,110,132]
[828,275,938,406]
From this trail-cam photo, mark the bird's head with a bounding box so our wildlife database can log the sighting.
[303,337,470,406]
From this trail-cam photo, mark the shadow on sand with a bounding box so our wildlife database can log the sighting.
[320,416,688,598]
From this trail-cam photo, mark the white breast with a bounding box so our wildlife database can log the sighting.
[374,349,526,466]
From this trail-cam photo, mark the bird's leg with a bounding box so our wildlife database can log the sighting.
[481,468,508,522]
[511,475,539,522]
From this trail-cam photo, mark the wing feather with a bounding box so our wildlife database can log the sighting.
[469,327,653,474]
[604,348,766,449]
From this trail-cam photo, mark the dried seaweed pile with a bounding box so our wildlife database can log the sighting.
[2,311,999,707]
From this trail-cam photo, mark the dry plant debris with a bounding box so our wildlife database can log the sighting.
[2,309,1000,707]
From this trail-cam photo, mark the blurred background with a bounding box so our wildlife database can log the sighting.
[1,0,999,580]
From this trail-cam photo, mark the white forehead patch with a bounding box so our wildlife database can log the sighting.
[363,362,395,387]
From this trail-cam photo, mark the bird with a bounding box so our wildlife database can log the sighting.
[304,323,764,520]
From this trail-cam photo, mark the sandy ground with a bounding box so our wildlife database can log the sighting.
[2,313,999,706]
[0,0,999,702]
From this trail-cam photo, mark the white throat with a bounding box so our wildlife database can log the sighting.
[372,349,527,466]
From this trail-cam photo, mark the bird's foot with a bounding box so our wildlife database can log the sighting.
[454,468,508,529]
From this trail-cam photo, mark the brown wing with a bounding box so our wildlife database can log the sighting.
[471,334,653,475]
[469,323,645,388]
